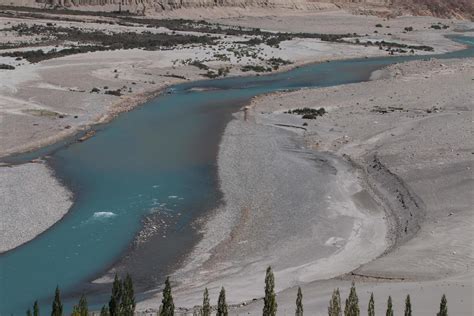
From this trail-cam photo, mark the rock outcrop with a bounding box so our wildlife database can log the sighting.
[32,0,390,12]
[2,0,472,19]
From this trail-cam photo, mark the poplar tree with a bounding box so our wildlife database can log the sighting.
[328,288,341,316]
[437,294,448,316]
[27,309,32,316]
[109,274,122,316]
[386,296,393,316]
[404,295,412,316]
[160,277,174,316]
[100,305,110,316]
[263,266,277,316]
[72,294,88,316]
[295,287,303,316]
[368,293,375,316]
[121,274,136,316]
[51,286,63,316]
[33,301,39,316]
[217,287,228,316]
[344,283,359,316]
[71,305,80,316]
[201,288,211,316]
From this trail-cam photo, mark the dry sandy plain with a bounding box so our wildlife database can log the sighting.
[0,7,473,315]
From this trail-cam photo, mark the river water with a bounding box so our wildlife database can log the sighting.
[1,35,473,315]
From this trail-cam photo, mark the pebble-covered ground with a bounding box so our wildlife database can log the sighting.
[0,162,72,252]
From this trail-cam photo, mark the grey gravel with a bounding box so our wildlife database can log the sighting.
[0,162,72,253]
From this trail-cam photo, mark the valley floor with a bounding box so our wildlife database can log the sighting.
[0,8,473,315]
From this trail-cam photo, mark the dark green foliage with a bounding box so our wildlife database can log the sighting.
[437,294,448,316]
[287,107,326,119]
[263,266,277,316]
[344,283,359,316]
[404,295,412,316]
[33,301,39,316]
[71,295,88,316]
[356,39,433,52]
[241,65,272,73]
[267,57,292,70]
[295,287,303,316]
[121,274,136,316]
[100,305,110,316]
[0,63,15,70]
[71,304,81,316]
[328,288,342,316]
[430,23,449,30]
[386,296,393,316]
[104,89,122,96]
[1,24,216,63]
[79,294,88,316]
[368,293,375,316]
[217,287,228,316]
[27,308,32,316]
[160,277,174,316]
[51,286,63,316]
[109,274,122,316]
[201,288,211,316]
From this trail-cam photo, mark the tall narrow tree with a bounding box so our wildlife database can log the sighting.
[263,266,277,316]
[33,301,39,316]
[100,305,110,316]
[71,294,88,316]
[51,286,63,316]
[121,274,136,316]
[27,308,32,316]
[109,274,123,316]
[404,295,412,316]
[160,277,174,316]
[201,288,211,316]
[295,287,303,316]
[328,288,341,316]
[344,283,359,316]
[437,294,448,316]
[71,305,81,316]
[386,296,393,316]
[368,293,375,316]
[217,287,228,316]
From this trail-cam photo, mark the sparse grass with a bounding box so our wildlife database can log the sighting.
[22,108,62,117]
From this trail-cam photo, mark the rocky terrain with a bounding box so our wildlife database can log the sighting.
[0,0,472,19]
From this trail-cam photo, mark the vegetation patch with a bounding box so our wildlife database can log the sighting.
[0,63,15,70]
[203,67,230,78]
[1,24,217,62]
[104,89,122,96]
[241,65,272,73]
[286,107,326,119]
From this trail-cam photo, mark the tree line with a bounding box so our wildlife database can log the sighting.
[26,267,449,315]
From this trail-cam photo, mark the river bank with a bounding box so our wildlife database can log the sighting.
[151,56,473,314]
[0,162,72,253]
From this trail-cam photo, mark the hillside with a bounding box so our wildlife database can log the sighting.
[1,0,472,19]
